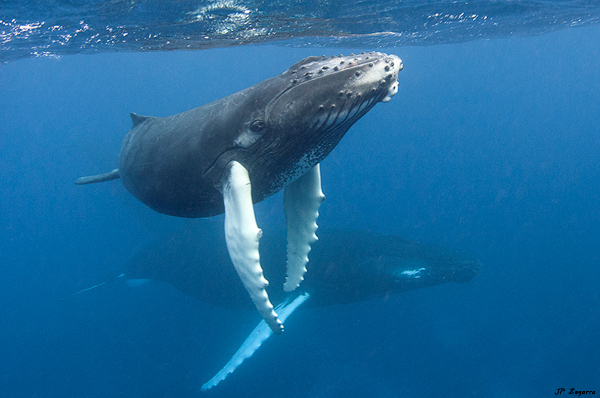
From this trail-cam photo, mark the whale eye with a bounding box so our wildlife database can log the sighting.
[249,119,265,133]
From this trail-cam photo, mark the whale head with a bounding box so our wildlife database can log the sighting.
[298,232,480,306]
[244,52,403,195]
[370,239,480,297]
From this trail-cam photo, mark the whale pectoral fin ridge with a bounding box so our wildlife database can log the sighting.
[222,161,283,335]
[74,168,120,185]
[201,292,310,391]
[283,164,325,292]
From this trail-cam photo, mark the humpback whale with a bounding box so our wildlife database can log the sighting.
[69,221,479,389]
[75,52,403,333]
[116,222,479,308]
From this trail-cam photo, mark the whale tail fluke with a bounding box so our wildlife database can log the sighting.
[74,168,120,185]
[61,273,126,300]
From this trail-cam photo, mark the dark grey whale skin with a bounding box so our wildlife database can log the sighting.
[117,52,401,218]
[122,222,480,308]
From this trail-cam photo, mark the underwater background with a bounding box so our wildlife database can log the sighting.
[1,2,599,397]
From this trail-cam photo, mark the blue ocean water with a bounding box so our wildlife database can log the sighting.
[1,3,599,398]
[2,0,600,63]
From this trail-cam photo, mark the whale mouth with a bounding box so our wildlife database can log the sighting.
[276,52,402,136]
[255,52,403,193]
[301,52,402,148]
[285,52,402,85]
[301,52,400,114]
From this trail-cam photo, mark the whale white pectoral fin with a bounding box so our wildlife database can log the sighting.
[222,161,283,335]
[283,164,325,292]
[201,292,310,391]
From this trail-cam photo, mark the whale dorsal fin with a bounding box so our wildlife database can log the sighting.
[130,113,153,127]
